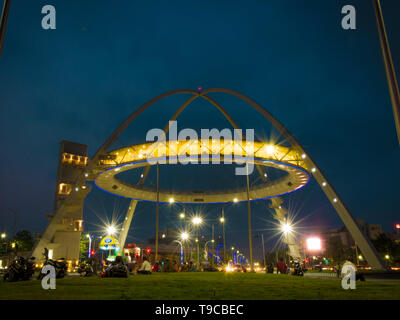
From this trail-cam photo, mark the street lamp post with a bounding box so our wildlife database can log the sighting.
[86,234,92,258]
[261,233,266,270]
[220,212,226,262]
[255,233,267,270]
[246,163,254,271]
[219,201,238,263]
[180,231,189,264]
[105,225,117,259]
[195,238,199,264]
[211,224,214,260]
[178,208,187,261]
[174,240,184,265]
[191,216,203,265]
[204,239,215,261]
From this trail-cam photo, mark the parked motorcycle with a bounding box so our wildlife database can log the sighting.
[77,261,94,277]
[38,258,67,280]
[103,256,129,278]
[292,261,305,276]
[3,256,36,282]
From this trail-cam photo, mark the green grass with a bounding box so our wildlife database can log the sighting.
[0,272,399,300]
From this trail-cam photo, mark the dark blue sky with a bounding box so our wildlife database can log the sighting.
[1,1,399,258]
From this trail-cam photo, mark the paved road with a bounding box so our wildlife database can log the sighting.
[304,272,337,279]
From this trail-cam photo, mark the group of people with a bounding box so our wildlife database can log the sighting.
[274,259,306,275]
[97,254,201,276]
[151,260,199,273]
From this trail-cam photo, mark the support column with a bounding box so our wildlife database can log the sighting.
[373,0,400,145]
[155,163,160,262]
[246,163,254,271]
[118,200,138,249]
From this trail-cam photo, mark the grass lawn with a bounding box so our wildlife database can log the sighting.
[0,272,399,300]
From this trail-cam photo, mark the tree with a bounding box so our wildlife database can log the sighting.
[372,233,400,261]
[325,237,356,265]
[79,235,89,260]
[14,230,34,252]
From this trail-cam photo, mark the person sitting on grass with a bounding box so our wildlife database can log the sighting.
[276,258,287,274]
[137,256,152,274]
[189,261,197,272]
[152,262,160,272]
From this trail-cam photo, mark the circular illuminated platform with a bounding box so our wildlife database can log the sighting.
[94,139,310,204]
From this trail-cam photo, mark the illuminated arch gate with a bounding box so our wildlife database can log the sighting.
[32,88,385,270]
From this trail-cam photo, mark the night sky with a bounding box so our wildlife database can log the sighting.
[1,0,399,259]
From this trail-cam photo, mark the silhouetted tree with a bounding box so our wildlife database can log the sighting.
[14,230,34,251]
[372,233,400,261]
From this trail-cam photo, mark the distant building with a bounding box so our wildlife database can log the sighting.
[32,140,90,262]
[356,219,384,241]
[387,232,400,243]
[302,219,384,250]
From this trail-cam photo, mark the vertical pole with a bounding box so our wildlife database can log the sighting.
[88,236,92,258]
[246,163,254,271]
[0,0,12,59]
[180,243,183,265]
[196,230,199,265]
[222,208,226,263]
[355,242,359,265]
[184,207,187,263]
[155,164,159,262]
[261,233,266,270]
[212,224,214,261]
[373,0,400,145]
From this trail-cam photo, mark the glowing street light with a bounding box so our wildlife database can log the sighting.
[169,197,175,204]
[306,237,322,251]
[106,225,116,236]
[233,198,238,203]
[192,216,203,225]
[180,232,189,241]
[179,213,185,219]
[1,233,6,239]
[281,222,293,235]
[385,254,390,260]
[220,217,225,223]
